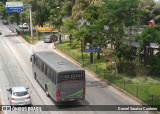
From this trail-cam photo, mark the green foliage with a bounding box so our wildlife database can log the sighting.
[102,48,116,72]
[71,39,79,49]
[61,1,73,16]
[0,2,5,13]
[103,48,115,61]
[149,66,160,76]
[62,18,76,33]
[149,55,160,66]
[116,43,132,61]
[103,0,141,26]
[140,25,160,46]
[83,5,99,22]
[0,1,7,19]
[117,62,136,76]
[71,0,88,21]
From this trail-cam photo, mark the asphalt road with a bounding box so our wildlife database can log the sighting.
[0,20,157,114]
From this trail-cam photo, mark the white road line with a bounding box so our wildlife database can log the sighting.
[30,45,34,53]
[15,37,33,54]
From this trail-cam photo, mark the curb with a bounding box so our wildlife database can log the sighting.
[54,45,146,105]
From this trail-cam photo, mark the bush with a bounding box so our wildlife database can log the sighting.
[71,39,79,49]
[117,62,136,76]
[149,66,160,76]
[106,62,115,71]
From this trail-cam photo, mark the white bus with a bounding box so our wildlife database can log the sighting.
[30,51,85,102]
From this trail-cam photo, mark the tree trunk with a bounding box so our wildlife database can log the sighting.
[82,39,86,52]
[59,34,62,43]
[90,52,93,63]
[69,34,72,46]
[81,40,84,59]
[97,52,100,59]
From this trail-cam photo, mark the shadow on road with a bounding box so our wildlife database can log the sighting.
[3,33,18,37]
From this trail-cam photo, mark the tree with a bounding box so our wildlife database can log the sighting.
[139,25,160,65]
[101,0,143,62]
[139,0,156,24]
[0,1,7,19]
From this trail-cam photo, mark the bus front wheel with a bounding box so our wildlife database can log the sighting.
[45,85,50,97]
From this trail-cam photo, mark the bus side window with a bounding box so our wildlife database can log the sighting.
[34,57,37,66]
[41,62,44,72]
[37,59,40,68]
[45,65,47,75]
[54,73,57,84]
[34,56,36,64]
[47,67,51,79]
[51,71,54,82]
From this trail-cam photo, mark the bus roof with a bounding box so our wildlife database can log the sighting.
[33,51,84,72]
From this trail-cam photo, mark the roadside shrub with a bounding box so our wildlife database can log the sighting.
[117,62,136,76]
[149,56,160,66]
[149,66,160,76]
[106,62,115,71]
[71,39,79,49]
[136,66,150,76]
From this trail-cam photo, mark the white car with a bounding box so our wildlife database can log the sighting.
[19,23,29,29]
[7,86,31,106]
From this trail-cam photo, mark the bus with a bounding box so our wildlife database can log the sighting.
[30,51,85,102]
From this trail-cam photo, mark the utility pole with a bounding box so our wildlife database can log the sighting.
[28,4,33,39]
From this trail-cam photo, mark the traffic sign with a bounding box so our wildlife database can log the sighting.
[6,2,23,13]
[6,7,23,12]
[86,47,101,53]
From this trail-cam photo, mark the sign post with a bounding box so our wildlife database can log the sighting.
[6,2,23,12]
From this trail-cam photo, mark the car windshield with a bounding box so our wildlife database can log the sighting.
[13,91,28,96]
[44,35,51,39]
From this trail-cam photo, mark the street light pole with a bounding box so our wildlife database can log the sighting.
[28,4,33,39]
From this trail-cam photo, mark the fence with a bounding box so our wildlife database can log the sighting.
[118,80,160,105]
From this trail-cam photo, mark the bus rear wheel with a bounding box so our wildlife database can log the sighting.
[45,85,50,97]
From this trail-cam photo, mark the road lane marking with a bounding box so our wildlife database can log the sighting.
[30,45,34,53]
[15,37,32,54]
